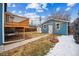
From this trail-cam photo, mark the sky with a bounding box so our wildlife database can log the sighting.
[7,3,79,24]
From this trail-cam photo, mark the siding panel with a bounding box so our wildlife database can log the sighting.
[41,20,68,35]
[54,22,68,35]
[41,23,48,33]
[0,4,2,45]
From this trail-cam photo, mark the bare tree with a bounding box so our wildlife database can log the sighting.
[49,10,71,21]
[62,11,70,21]
[52,11,63,19]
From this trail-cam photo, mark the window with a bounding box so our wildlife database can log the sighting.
[55,22,61,30]
[6,15,10,22]
[43,24,47,29]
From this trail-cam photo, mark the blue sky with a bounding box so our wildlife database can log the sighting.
[7,3,79,23]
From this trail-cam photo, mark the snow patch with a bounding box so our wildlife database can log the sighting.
[46,35,79,56]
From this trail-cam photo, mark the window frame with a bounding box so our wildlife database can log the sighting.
[43,24,47,29]
[55,22,61,31]
[6,15,10,22]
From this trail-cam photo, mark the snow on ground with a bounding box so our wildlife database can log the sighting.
[46,35,79,56]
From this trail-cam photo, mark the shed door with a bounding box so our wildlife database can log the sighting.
[48,25,53,34]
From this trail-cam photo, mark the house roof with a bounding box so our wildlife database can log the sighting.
[38,18,70,26]
[5,12,29,21]
[5,12,29,22]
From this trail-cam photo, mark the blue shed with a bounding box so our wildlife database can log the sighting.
[0,4,3,45]
[37,18,69,35]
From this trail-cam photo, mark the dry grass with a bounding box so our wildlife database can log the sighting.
[24,31,46,38]
[17,31,46,38]
[5,31,45,42]
[0,34,57,56]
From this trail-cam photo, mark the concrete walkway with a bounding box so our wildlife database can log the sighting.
[0,34,48,53]
[46,35,79,56]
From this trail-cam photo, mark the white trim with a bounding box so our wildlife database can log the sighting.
[2,3,5,43]
[48,25,53,34]
[48,18,70,22]
[43,24,47,29]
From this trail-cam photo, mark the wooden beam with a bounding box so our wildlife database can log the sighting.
[23,27,26,40]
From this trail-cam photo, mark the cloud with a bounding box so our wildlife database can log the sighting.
[24,13,39,19]
[12,4,16,7]
[7,3,12,7]
[42,3,48,10]
[26,3,48,13]
[12,10,16,13]
[42,3,47,8]
[48,14,51,16]
[65,7,71,11]
[18,11,22,14]
[24,12,46,19]
[7,3,16,7]
[24,12,46,24]
[56,7,60,11]
[24,13,35,17]
[67,3,76,7]
[24,12,46,25]
[37,9,43,12]
[26,3,39,9]
[65,3,76,11]
[36,8,43,12]
[41,16,46,18]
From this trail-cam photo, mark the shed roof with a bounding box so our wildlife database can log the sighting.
[38,18,70,26]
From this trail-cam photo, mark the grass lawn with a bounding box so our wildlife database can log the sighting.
[0,34,57,56]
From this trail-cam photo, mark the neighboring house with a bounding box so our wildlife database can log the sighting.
[0,4,2,45]
[37,18,69,35]
[4,12,36,43]
[4,12,30,33]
